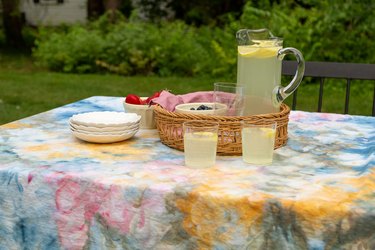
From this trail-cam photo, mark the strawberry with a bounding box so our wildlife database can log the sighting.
[125,94,143,105]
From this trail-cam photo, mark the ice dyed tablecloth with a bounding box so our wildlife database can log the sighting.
[0,96,374,250]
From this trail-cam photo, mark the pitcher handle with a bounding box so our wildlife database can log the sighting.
[273,47,305,105]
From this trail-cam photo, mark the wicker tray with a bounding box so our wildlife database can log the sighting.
[154,104,290,155]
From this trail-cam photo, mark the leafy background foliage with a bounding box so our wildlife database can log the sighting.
[32,0,375,78]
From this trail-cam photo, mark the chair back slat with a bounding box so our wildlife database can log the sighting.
[283,61,375,80]
[345,79,351,114]
[318,78,324,112]
[282,61,375,116]
[292,90,298,110]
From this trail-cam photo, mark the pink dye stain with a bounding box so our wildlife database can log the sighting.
[27,174,33,184]
[53,176,167,249]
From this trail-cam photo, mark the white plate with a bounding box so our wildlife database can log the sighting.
[70,126,139,135]
[72,130,138,143]
[70,121,140,132]
[70,111,141,127]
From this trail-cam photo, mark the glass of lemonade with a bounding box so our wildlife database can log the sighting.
[183,121,219,168]
[241,121,277,165]
[213,82,245,116]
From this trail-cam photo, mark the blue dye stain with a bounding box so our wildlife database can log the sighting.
[2,149,18,157]
[54,158,98,168]
[124,186,143,201]
[14,218,26,243]
[0,171,24,193]
[125,237,138,249]
[11,217,60,249]
[348,117,375,126]
[353,136,375,144]
[343,137,375,155]
[314,166,340,174]
[14,174,24,193]
[223,210,230,220]
[216,226,227,234]
[352,163,375,175]
[42,236,59,250]
[213,244,229,250]
[53,98,117,122]
[287,141,307,152]
[308,238,325,250]
[293,129,318,137]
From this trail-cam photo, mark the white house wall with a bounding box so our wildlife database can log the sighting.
[21,0,87,26]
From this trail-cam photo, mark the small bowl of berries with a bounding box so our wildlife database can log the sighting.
[123,91,161,129]
[175,103,227,115]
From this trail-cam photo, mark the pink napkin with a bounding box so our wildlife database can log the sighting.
[152,91,214,111]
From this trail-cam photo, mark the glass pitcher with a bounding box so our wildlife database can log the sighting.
[236,28,305,115]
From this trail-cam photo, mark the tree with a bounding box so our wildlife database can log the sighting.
[87,0,105,20]
[1,0,25,48]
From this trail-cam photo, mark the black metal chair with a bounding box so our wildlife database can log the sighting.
[282,61,375,116]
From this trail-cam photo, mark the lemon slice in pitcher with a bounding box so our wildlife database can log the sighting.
[238,45,280,58]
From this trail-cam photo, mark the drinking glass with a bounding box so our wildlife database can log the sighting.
[183,121,219,168]
[241,121,277,165]
[213,82,244,116]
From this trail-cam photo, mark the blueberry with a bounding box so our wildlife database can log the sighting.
[195,104,213,111]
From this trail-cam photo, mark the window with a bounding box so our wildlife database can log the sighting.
[33,0,64,4]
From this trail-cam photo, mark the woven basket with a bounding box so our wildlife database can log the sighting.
[154,104,290,155]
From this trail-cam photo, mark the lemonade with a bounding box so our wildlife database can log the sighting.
[184,131,218,168]
[237,43,282,115]
[241,125,276,165]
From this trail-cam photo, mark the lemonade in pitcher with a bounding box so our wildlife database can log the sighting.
[237,42,282,115]
[236,29,305,115]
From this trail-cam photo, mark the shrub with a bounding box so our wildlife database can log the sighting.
[34,26,105,73]
[32,1,375,77]
[239,1,375,63]
[33,14,217,77]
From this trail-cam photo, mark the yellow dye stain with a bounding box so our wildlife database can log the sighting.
[24,140,151,162]
[47,152,65,159]
[26,144,51,152]
[81,142,151,161]
[111,178,134,185]
[282,172,375,234]
[176,190,268,248]
[189,167,258,198]
[282,186,353,231]
[25,142,84,159]
[1,122,32,129]
[176,170,375,247]
[342,170,375,198]
[138,130,159,139]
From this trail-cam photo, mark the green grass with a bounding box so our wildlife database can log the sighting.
[0,51,373,125]
[0,71,220,125]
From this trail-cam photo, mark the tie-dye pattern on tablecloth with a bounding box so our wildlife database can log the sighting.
[0,96,374,250]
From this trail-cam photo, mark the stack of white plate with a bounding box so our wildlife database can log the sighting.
[69,111,141,143]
